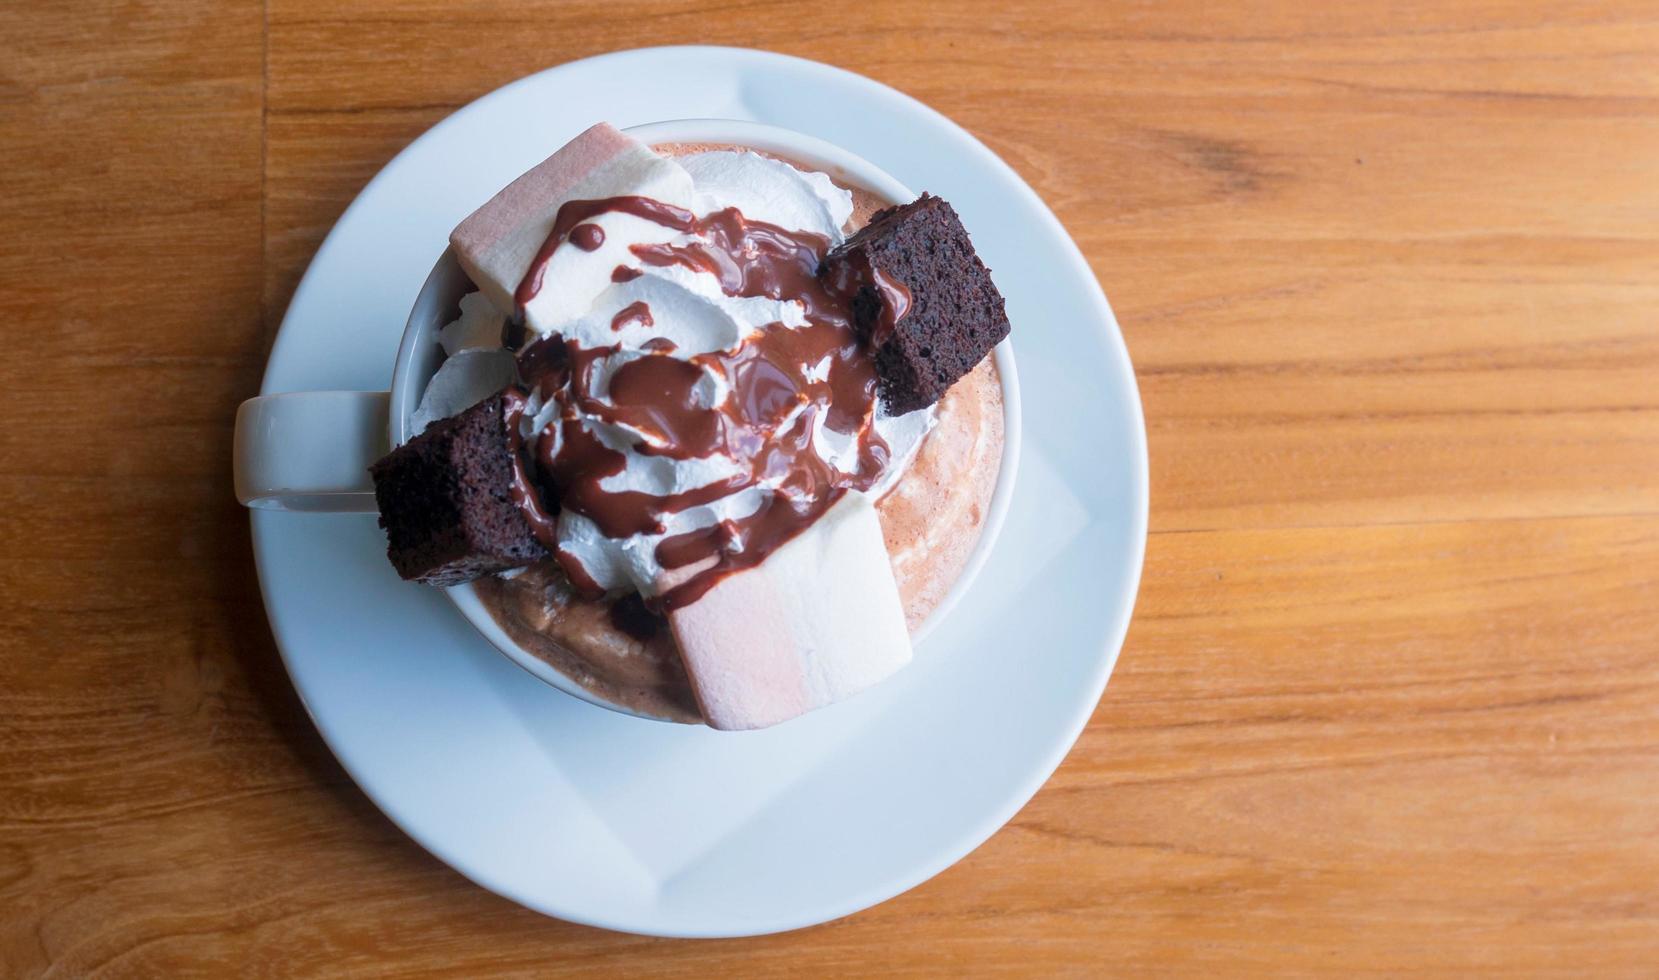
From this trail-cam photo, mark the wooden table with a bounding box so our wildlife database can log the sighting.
[5,1,1657,974]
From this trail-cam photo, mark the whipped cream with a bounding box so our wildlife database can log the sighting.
[518,152,853,345]
[434,148,934,599]
[438,291,507,355]
[554,262,807,355]
[680,151,853,241]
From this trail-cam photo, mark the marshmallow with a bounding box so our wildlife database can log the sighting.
[449,123,696,321]
[667,492,912,731]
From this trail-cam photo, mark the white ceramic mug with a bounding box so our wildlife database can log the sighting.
[234,118,1022,720]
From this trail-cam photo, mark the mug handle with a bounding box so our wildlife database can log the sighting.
[233,391,390,512]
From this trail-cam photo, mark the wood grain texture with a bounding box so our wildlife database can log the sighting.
[4,0,1659,975]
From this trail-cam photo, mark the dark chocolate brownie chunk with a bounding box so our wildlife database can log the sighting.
[368,390,547,586]
[821,193,1010,415]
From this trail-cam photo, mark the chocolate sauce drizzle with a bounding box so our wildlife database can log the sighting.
[498,388,560,550]
[568,223,605,252]
[510,195,891,611]
[821,247,912,347]
[514,196,702,313]
[610,301,653,333]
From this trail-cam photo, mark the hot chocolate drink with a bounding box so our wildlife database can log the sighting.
[470,143,1004,722]
[369,123,1011,729]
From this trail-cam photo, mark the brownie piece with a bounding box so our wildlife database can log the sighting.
[821,193,1010,415]
[368,391,547,586]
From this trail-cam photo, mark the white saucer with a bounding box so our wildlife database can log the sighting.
[253,45,1147,938]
